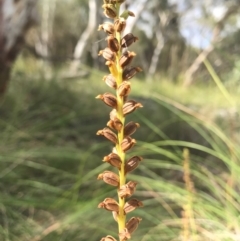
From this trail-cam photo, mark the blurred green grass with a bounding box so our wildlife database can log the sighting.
[0,69,240,241]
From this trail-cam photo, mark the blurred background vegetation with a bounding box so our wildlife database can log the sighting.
[1,0,240,240]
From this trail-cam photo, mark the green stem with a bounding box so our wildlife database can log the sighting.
[115,4,126,234]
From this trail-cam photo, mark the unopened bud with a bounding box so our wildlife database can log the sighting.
[121,136,136,152]
[124,199,143,214]
[123,66,142,81]
[98,22,115,35]
[98,198,119,212]
[119,51,136,68]
[96,93,117,108]
[124,121,140,137]
[99,47,116,62]
[102,4,117,18]
[125,155,143,174]
[117,81,131,96]
[107,36,119,52]
[98,171,119,186]
[103,152,122,169]
[126,217,142,235]
[97,128,118,144]
[114,18,126,32]
[118,181,138,198]
[121,33,138,48]
[103,74,117,89]
[123,100,143,115]
[107,118,123,131]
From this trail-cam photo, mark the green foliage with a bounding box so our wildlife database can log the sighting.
[0,72,239,240]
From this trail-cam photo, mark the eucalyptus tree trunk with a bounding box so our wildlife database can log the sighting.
[0,0,38,95]
[70,0,97,74]
[183,3,240,87]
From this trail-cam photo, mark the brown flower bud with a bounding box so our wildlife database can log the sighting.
[98,22,115,35]
[96,93,117,108]
[103,74,117,89]
[118,181,138,198]
[107,118,123,131]
[123,100,143,115]
[117,81,131,96]
[119,51,136,68]
[126,217,142,235]
[124,199,143,214]
[107,35,119,52]
[97,128,118,144]
[122,66,142,81]
[98,198,119,212]
[100,235,117,241]
[103,153,122,169]
[121,33,138,48]
[124,121,140,137]
[114,18,126,32]
[121,136,136,152]
[99,47,116,62]
[102,4,117,18]
[119,228,131,241]
[125,155,143,174]
[98,171,119,186]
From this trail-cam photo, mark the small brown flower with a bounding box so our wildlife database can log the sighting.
[119,51,136,68]
[123,100,143,115]
[100,235,117,241]
[103,152,122,169]
[125,155,143,174]
[114,17,126,32]
[126,217,142,234]
[124,199,143,214]
[98,171,120,186]
[119,228,131,241]
[117,81,131,96]
[98,198,119,212]
[118,181,138,198]
[103,74,117,89]
[124,121,140,137]
[98,22,115,35]
[97,128,118,144]
[107,118,123,131]
[122,66,142,81]
[96,93,117,108]
[121,136,136,152]
[102,4,117,18]
[121,33,138,48]
[107,35,120,52]
[99,47,116,62]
